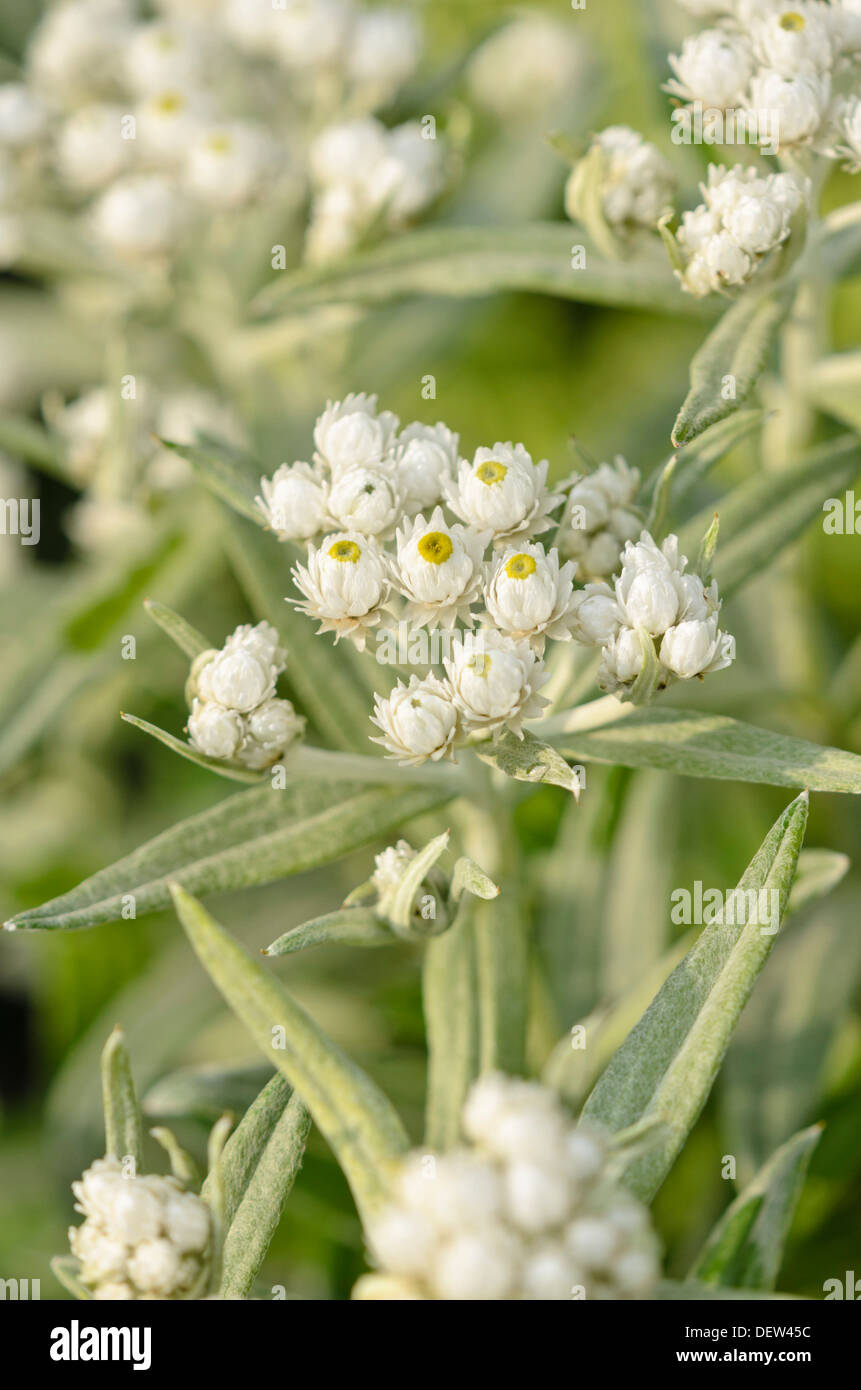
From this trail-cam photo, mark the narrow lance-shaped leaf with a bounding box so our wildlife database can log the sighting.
[4,778,452,931]
[143,1061,275,1123]
[158,436,265,525]
[478,728,583,798]
[172,885,409,1221]
[581,791,809,1201]
[101,1026,143,1168]
[264,907,393,957]
[689,1125,822,1290]
[143,598,212,659]
[423,903,480,1150]
[122,712,266,784]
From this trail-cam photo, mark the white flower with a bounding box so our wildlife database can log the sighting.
[91,174,188,259]
[379,121,446,223]
[0,84,48,146]
[56,104,134,191]
[667,30,755,108]
[445,443,564,543]
[660,615,736,678]
[309,118,390,190]
[28,0,134,103]
[371,839,417,903]
[184,122,277,208]
[371,674,459,765]
[237,697,305,769]
[596,627,648,695]
[751,6,834,75]
[124,20,211,95]
[197,622,285,712]
[835,94,861,169]
[292,532,390,649]
[273,0,353,70]
[466,14,586,120]
[559,456,643,580]
[483,543,578,650]
[391,507,489,629]
[676,165,808,296]
[346,8,421,98]
[614,536,684,635]
[748,68,831,146]
[566,127,675,231]
[432,1228,521,1301]
[257,462,332,542]
[187,699,244,760]
[328,465,401,537]
[394,422,459,513]
[313,393,400,478]
[136,88,211,166]
[568,583,624,646]
[444,630,549,737]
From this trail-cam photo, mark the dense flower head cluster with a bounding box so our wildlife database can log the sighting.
[186,621,304,769]
[354,1074,662,1301]
[69,1156,212,1300]
[674,163,808,295]
[572,532,736,695]
[565,126,677,233]
[667,1,861,159]
[0,0,437,266]
[256,392,736,765]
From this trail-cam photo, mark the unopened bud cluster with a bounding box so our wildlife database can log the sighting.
[187,621,304,770]
[354,1074,661,1301]
[565,126,676,235]
[69,1156,212,1300]
[557,456,644,580]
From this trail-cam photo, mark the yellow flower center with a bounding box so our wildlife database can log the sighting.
[504,553,537,580]
[417,531,454,565]
[329,539,361,563]
[476,460,508,485]
[155,92,184,115]
[206,132,234,155]
[468,653,492,677]
[779,11,805,30]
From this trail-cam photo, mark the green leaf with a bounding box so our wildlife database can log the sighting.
[159,436,264,525]
[803,351,861,431]
[655,408,764,516]
[0,411,69,479]
[423,901,480,1149]
[172,886,409,1221]
[540,706,861,793]
[581,792,809,1201]
[4,779,452,931]
[477,728,583,797]
[100,1026,143,1167]
[51,1256,94,1301]
[143,1061,275,1123]
[672,284,794,447]
[788,848,850,916]
[253,223,710,320]
[690,1126,821,1290]
[264,907,393,957]
[680,435,861,598]
[143,598,212,658]
[121,712,266,783]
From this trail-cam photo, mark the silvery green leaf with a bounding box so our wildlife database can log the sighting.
[540,707,861,793]
[149,1127,199,1185]
[601,770,677,998]
[450,857,500,904]
[4,780,452,931]
[475,882,528,1077]
[388,830,450,931]
[253,224,709,320]
[697,513,720,585]
[478,728,583,797]
[680,435,861,599]
[143,1061,275,1122]
[143,598,212,659]
[689,1125,821,1290]
[671,283,795,447]
[565,144,625,260]
[172,886,409,1220]
[264,907,393,957]
[158,435,264,525]
[788,848,850,915]
[803,351,861,431]
[217,1084,311,1300]
[51,1256,94,1301]
[654,408,764,515]
[203,1113,233,1295]
[121,712,267,784]
[581,792,808,1200]
[423,902,480,1150]
[100,1026,143,1167]
[0,411,69,480]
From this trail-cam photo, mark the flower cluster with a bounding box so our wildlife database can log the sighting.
[571,532,736,695]
[186,622,304,770]
[557,455,644,580]
[667,1,861,159]
[258,393,736,763]
[674,163,808,295]
[565,126,677,234]
[0,0,435,266]
[69,1156,212,1300]
[354,1074,661,1301]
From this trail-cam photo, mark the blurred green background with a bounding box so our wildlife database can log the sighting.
[1,0,859,1300]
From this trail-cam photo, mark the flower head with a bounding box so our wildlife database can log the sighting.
[313,393,400,478]
[444,630,549,737]
[292,532,390,649]
[446,443,564,543]
[483,542,578,650]
[394,421,459,514]
[391,506,490,629]
[370,673,458,765]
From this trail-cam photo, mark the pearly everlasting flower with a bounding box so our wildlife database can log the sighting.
[355,1074,661,1301]
[371,839,417,905]
[124,20,211,96]
[466,14,586,120]
[236,697,305,769]
[444,630,549,737]
[309,118,391,191]
[667,29,755,108]
[596,626,649,695]
[313,394,400,479]
[27,0,135,104]
[371,674,459,765]
[566,127,675,234]
[483,542,578,650]
[91,174,188,259]
[445,443,564,543]
[292,532,390,649]
[660,615,736,678]
[614,534,686,635]
[750,5,835,75]
[568,582,624,647]
[747,68,831,145]
[272,0,353,70]
[559,457,643,580]
[187,698,244,761]
[0,84,48,147]
[379,121,446,224]
[56,104,134,191]
[257,462,332,542]
[675,164,808,296]
[834,93,861,169]
[390,507,489,629]
[328,465,401,537]
[69,1157,212,1300]
[394,422,459,514]
[184,122,277,208]
[346,8,422,100]
[196,621,286,712]
[136,88,211,166]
